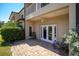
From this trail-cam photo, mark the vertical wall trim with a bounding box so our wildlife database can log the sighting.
[69,4,76,30]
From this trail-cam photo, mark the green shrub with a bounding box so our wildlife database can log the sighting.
[1,28,25,42]
[0,21,25,43]
[64,29,79,56]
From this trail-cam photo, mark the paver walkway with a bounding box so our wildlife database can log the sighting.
[11,39,67,56]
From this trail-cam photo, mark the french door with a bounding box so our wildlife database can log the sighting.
[41,25,56,43]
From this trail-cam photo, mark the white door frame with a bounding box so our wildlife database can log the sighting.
[41,25,57,43]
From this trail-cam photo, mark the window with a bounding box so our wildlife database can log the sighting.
[21,15,23,18]
[41,3,49,8]
[12,15,15,20]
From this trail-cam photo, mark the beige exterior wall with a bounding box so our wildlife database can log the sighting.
[25,14,69,41]
[14,13,20,21]
[24,3,76,30]
[9,8,25,29]
[9,12,19,22]
[25,20,34,38]
[24,3,76,43]
[25,3,70,20]
[18,8,24,28]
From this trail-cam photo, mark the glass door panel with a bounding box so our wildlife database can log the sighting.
[48,26,52,40]
[54,26,56,38]
[43,26,47,39]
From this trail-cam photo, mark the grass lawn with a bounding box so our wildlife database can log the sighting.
[0,46,12,56]
[0,35,12,56]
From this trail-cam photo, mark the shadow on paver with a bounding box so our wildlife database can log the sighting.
[12,39,69,56]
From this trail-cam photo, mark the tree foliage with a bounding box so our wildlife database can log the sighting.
[1,21,22,29]
[0,21,4,28]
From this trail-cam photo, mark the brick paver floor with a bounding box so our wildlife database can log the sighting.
[11,39,67,56]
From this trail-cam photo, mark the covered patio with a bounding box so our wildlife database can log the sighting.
[11,39,68,56]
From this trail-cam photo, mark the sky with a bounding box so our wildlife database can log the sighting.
[0,3,24,22]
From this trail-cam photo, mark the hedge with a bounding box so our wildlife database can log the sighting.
[0,28,25,42]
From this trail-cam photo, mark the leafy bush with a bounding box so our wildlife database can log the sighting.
[0,21,25,43]
[1,28,25,42]
[0,28,1,34]
[64,29,79,56]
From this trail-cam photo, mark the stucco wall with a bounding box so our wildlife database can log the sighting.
[25,14,69,41]
[25,20,34,39]
[25,3,69,20]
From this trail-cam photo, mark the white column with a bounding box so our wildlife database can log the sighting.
[69,4,76,56]
[25,20,29,39]
[25,20,27,39]
[36,3,38,11]
[69,4,76,30]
